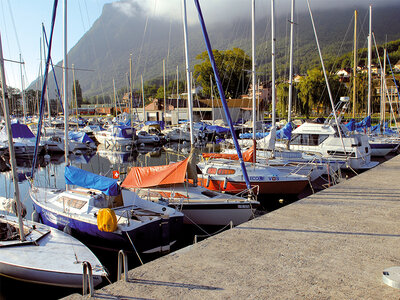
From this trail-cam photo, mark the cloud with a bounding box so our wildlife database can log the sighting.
[111,0,399,24]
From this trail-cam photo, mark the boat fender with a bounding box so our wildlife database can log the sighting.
[31,210,40,223]
[97,208,118,232]
[63,224,72,235]
[223,177,228,190]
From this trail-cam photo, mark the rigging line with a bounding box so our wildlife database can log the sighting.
[52,65,95,72]
[6,0,22,55]
[82,0,106,104]
[1,1,17,89]
[77,0,87,33]
[133,14,150,91]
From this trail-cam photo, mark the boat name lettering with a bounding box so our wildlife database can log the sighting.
[249,176,264,181]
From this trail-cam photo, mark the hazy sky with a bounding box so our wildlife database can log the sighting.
[1,0,397,90]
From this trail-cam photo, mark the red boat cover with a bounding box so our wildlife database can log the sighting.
[202,146,254,162]
[121,157,190,188]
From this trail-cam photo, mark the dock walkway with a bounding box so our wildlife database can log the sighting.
[66,155,400,299]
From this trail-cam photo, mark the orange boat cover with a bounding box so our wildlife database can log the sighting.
[121,157,190,188]
[202,146,254,162]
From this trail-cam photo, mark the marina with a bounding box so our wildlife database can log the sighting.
[1,0,400,298]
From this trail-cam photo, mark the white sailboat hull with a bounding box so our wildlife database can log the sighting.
[0,216,106,288]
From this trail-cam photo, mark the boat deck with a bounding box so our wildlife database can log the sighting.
[65,155,400,299]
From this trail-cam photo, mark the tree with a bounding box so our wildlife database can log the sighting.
[72,80,83,108]
[194,48,251,99]
[297,68,341,117]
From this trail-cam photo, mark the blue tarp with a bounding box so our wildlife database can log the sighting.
[276,122,293,140]
[0,122,35,140]
[68,131,95,144]
[356,116,371,129]
[111,125,134,138]
[65,165,119,196]
[239,123,293,140]
[345,119,356,131]
[371,122,396,134]
[239,131,269,139]
[205,125,229,134]
[145,120,165,130]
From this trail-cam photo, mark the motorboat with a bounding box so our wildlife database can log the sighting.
[94,125,135,151]
[136,131,162,145]
[276,120,379,170]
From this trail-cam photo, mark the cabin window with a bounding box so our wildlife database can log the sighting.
[217,168,235,175]
[207,167,217,174]
[318,134,329,144]
[309,134,319,146]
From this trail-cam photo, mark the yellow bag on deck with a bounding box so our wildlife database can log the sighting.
[97,208,118,232]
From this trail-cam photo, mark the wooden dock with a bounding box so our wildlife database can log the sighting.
[66,155,400,299]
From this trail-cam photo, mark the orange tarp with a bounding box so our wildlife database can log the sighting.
[202,146,254,162]
[121,157,190,188]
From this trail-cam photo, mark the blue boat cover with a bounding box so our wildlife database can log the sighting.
[145,120,165,130]
[68,131,95,144]
[65,166,119,196]
[111,126,134,138]
[206,125,229,134]
[345,119,356,131]
[356,116,371,129]
[0,122,35,140]
[239,131,269,139]
[276,122,293,140]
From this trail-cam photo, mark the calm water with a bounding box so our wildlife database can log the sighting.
[0,145,389,299]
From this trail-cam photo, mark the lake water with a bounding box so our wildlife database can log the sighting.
[0,145,389,299]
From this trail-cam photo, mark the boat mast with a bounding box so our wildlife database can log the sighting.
[367,5,372,120]
[163,59,166,125]
[287,0,295,123]
[352,10,357,119]
[271,0,276,129]
[19,54,26,122]
[0,33,26,241]
[129,54,133,125]
[42,34,51,123]
[210,74,214,126]
[182,0,194,146]
[251,0,256,163]
[141,74,145,122]
[193,0,252,191]
[63,0,69,191]
[176,65,179,123]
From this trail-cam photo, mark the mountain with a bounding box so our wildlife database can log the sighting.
[29,1,400,100]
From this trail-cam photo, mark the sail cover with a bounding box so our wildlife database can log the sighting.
[202,146,254,162]
[0,122,35,141]
[65,166,119,196]
[121,157,190,188]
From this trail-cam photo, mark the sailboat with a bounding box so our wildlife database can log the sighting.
[0,30,106,288]
[121,151,258,226]
[29,0,183,255]
[121,0,259,227]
